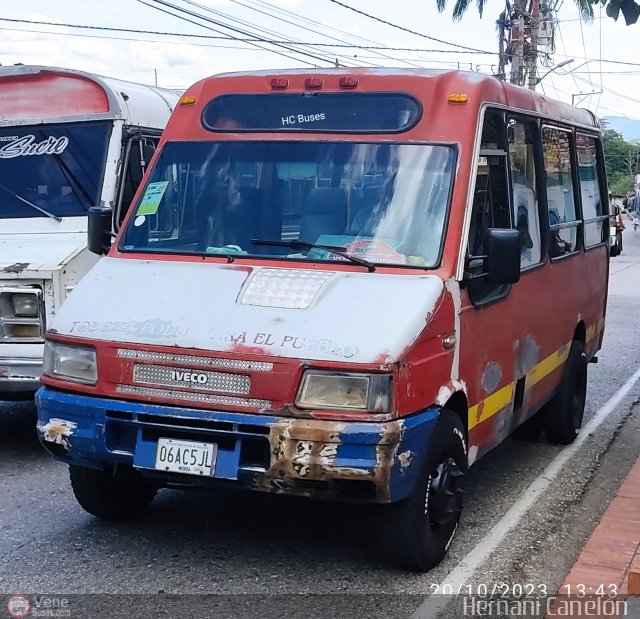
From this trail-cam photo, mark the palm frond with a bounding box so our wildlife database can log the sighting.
[452,0,473,20]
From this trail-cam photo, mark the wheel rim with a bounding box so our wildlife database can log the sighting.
[428,457,464,529]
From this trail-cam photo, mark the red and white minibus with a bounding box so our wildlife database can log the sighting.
[35,69,609,570]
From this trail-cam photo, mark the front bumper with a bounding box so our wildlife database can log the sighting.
[36,387,440,503]
[0,357,42,398]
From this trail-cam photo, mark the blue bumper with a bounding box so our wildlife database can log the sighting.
[35,387,439,503]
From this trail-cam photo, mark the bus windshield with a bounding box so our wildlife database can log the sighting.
[120,141,455,268]
[0,121,112,219]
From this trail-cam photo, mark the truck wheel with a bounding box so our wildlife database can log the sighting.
[544,341,587,445]
[618,232,623,253]
[381,410,466,571]
[512,411,544,440]
[70,465,158,520]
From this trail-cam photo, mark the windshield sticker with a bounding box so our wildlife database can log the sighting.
[134,215,146,227]
[339,240,407,264]
[0,135,69,159]
[137,181,169,216]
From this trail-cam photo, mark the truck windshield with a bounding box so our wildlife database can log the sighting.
[120,140,455,268]
[0,121,112,219]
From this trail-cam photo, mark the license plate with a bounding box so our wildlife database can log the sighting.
[155,438,217,477]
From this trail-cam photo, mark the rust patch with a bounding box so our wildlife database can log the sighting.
[397,450,415,471]
[2,262,29,274]
[39,418,77,448]
[252,418,405,502]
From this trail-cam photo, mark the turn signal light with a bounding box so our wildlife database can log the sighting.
[179,95,197,106]
[448,93,469,104]
[304,77,324,90]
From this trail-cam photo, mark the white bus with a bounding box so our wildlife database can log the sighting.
[0,65,179,399]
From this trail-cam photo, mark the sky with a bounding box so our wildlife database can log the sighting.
[1,0,639,122]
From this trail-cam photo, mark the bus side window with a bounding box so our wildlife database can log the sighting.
[116,135,159,227]
[542,127,580,258]
[507,116,543,269]
[576,133,607,247]
[466,110,512,305]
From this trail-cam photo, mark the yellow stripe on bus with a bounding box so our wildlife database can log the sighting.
[467,336,578,431]
[525,343,570,390]
[468,382,515,430]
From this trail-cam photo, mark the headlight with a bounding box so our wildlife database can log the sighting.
[12,292,39,317]
[43,341,98,385]
[296,371,392,412]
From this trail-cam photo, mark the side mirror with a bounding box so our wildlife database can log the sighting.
[484,228,521,285]
[87,206,113,255]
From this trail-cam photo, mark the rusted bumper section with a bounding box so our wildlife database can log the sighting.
[0,357,42,399]
[254,413,438,502]
[35,387,440,504]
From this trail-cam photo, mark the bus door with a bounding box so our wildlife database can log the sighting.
[460,109,548,458]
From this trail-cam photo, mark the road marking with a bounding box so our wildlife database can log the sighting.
[412,365,640,619]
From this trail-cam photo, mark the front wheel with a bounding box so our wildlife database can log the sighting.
[380,410,467,571]
[543,340,587,444]
[70,465,158,520]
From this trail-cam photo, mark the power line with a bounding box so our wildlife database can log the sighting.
[227,0,425,68]
[136,0,321,67]
[0,25,254,51]
[171,0,372,67]
[325,0,492,54]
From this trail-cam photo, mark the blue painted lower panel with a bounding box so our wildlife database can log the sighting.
[35,387,440,503]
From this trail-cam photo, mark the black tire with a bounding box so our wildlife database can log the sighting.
[380,410,467,571]
[610,238,620,257]
[70,465,158,520]
[544,340,587,445]
[618,232,623,253]
[512,411,544,440]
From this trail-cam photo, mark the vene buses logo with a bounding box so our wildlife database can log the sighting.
[170,370,208,385]
[6,595,31,618]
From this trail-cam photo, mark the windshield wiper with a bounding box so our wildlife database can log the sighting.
[0,183,62,222]
[251,239,376,272]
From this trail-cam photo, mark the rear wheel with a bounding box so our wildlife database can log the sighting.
[380,410,467,571]
[544,340,587,444]
[70,465,158,520]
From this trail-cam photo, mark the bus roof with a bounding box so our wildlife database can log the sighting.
[180,68,598,133]
[0,65,180,129]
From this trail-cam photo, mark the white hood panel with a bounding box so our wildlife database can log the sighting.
[0,224,87,274]
[51,258,445,364]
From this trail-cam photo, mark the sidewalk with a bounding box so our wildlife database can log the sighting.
[549,455,640,617]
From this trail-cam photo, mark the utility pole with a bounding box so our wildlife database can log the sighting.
[526,0,540,90]
[501,0,553,89]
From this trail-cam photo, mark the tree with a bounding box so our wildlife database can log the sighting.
[436,0,639,27]
[602,121,638,194]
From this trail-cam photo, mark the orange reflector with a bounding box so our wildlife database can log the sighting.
[179,95,197,106]
[304,77,324,90]
[448,93,469,104]
[270,77,289,89]
[339,76,359,89]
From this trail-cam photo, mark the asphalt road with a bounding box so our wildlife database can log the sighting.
[2,223,640,619]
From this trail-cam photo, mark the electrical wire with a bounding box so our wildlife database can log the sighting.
[225,0,425,69]
[0,17,496,53]
[325,0,493,53]
[136,0,322,67]
[169,0,375,67]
